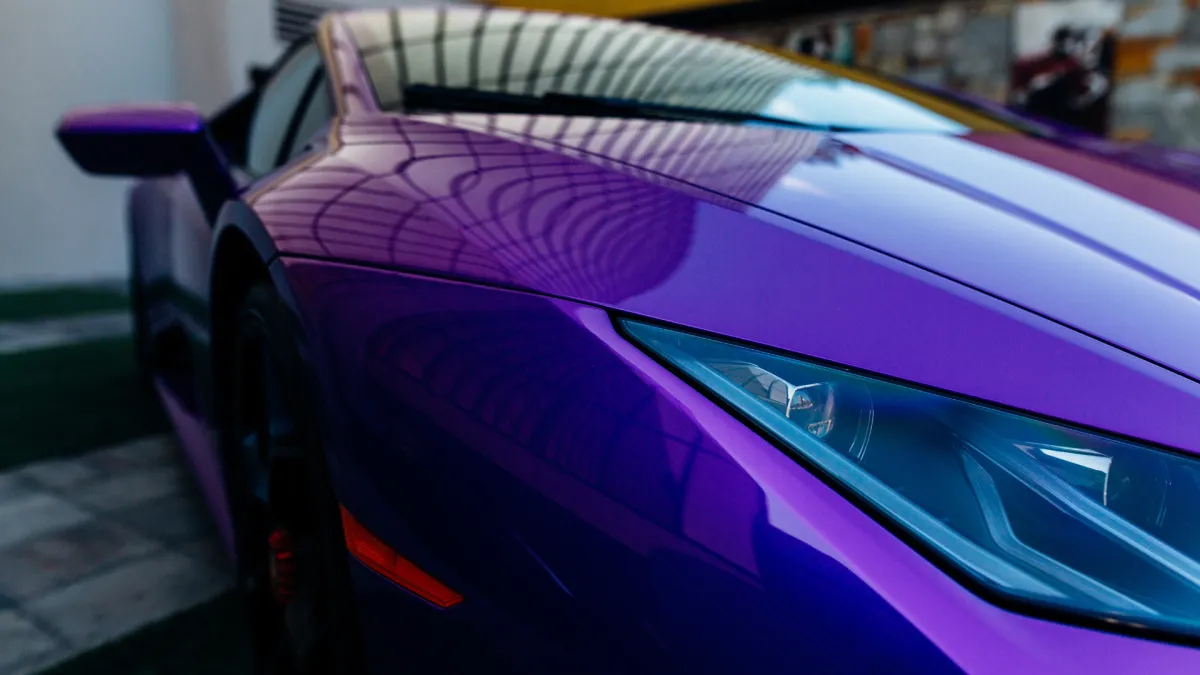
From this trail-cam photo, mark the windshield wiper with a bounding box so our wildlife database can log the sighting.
[401,85,861,132]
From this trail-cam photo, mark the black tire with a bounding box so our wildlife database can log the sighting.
[224,283,364,675]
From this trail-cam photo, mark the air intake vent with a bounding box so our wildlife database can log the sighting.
[274,0,339,43]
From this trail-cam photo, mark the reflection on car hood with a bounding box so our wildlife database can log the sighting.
[1051,134,1200,189]
[469,115,1200,382]
[260,113,1200,454]
[760,130,1200,381]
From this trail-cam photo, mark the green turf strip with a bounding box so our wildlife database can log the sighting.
[0,337,169,472]
[40,592,251,675]
[0,285,127,322]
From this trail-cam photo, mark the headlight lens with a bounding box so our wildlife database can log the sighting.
[623,319,1200,637]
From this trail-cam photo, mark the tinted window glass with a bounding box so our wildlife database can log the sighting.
[246,42,321,176]
[343,8,975,133]
[285,75,333,160]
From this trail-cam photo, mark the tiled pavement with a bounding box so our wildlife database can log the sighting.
[0,436,234,675]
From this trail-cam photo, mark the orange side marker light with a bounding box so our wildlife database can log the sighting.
[340,505,464,608]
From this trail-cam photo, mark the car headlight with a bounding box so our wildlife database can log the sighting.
[622,319,1200,638]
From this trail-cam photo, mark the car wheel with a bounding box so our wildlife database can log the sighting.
[226,283,364,675]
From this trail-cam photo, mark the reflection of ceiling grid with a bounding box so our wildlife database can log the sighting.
[345,7,813,118]
[258,7,846,301]
[454,114,829,204]
[259,111,835,303]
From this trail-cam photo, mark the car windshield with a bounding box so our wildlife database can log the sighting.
[343,8,1015,134]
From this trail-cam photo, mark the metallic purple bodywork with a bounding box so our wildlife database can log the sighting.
[157,380,235,558]
[57,102,204,134]
[254,113,1200,455]
[284,259,1200,674]
[56,104,209,179]
[1057,135,1200,188]
[61,8,1200,673]
[904,78,1200,189]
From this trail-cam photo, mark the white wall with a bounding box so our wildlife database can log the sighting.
[173,0,282,115]
[0,0,282,287]
[0,0,475,288]
[0,0,176,287]
[172,0,237,116]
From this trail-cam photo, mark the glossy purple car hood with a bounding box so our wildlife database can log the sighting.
[257,114,1200,455]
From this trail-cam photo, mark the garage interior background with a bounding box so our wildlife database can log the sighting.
[3,0,1198,290]
[700,0,1200,146]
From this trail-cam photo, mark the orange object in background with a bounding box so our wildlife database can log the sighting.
[1114,37,1175,79]
[854,23,872,64]
[1111,128,1153,142]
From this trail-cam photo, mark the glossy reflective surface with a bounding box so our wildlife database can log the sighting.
[55,103,209,178]
[251,108,1200,456]
[342,8,967,133]
[57,102,204,134]
[284,258,1200,674]
[94,5,1200,672]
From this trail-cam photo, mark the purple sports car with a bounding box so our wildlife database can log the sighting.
[55,6,1200,674]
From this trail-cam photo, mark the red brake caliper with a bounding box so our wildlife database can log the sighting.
[267,528,298,605]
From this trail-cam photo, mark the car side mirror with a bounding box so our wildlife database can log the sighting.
[55,102,237,221]
[56,103,208,177]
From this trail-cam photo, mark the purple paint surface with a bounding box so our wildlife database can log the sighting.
[59,7,1200,672]
[282,257,1200,674]
[57,102,204,135]
[251,110,1200,455]
[156,380,235,561]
